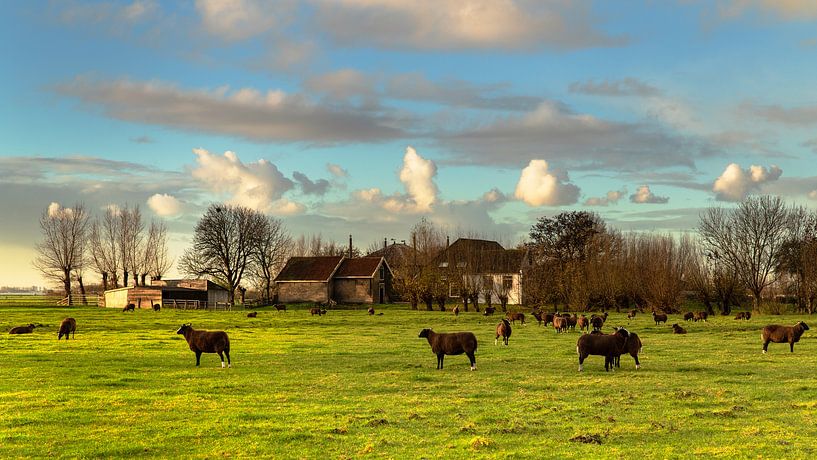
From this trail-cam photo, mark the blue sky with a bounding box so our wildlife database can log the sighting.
[2,0,817,287]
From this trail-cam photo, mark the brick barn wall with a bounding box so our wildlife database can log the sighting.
[334,279,374,303]
[277,282,329,303]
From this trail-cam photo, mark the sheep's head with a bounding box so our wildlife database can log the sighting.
[615,328,630,339]
[418,328,432,338]
[799,322,810,331]
[176,323,192,335]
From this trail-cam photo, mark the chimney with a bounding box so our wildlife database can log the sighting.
[384,237,387,250]
[446,235,450,248]
[349,234,353,258]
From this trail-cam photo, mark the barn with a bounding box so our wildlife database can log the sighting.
[274,256,392,304]
[102,279,230,309]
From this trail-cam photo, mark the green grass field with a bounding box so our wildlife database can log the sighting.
[1,305,816,458]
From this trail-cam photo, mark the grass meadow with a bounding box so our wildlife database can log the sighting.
[2,304,817,458]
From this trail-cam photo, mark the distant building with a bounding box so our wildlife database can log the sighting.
[102,279,229,309]
[274,256,392,304]
[431,238,530,305]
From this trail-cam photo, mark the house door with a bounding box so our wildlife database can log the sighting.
[379,284,385,304]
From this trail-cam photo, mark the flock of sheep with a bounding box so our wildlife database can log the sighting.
[416,307,811,372]
[5,303,812,372]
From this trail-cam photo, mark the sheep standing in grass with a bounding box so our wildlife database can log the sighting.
[482,306,495,316]
[543,313,554,327]
[577,315,589,333]
[507,312,525,326]
[735,312,752,320]
[652,311,667,325]
[9,324,36,334]
[418,328,477,370]
[627,310,637,320]
[683,312,694,321]
[694,311,708,322]
[576,328,630,372]
[123,303,135,312]
[368,307,375,315]
[552,316,567,333]
[761,322,809,353]
[590,316,604,332]
[612,327,642,370]
[274,304,287,312]
[532,311,543,326]
[58,318,76,340]
[176,323,231,368]
[495,319,511,346]
[153,304,161,312]
[309,308,324,316]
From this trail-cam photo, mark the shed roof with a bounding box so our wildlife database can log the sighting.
[274,256,344,282]
[335,257,384,278]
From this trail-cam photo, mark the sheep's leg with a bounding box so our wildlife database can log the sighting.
[225,349,231,367]
[762,340,769,354]
[790,342,795,353]
[633,355,641,369]
[467,352,476,371]
[437,354,444,370]
[578,353,585,372]
[218,351,225,368]
[195,351,202,366]
[495,336,498,346]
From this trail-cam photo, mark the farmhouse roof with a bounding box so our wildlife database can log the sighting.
[431,238,528,273]
[334,257,385,278]
[274,256,344,282]
[151,279,228,291]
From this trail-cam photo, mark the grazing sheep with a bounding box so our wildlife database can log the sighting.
[58,318,76,340]
[273,304,287,312]
[576,327,630,372]
[652,311,668,325]
[694,311,708,322]
[418,328,477,370]
[507,312,525,326]
[761,322,810,353]
[672,323,687,334]
[247,312,257,318]
[627,309,637,320]
[590,316,604,332]
[735,311,751,320]
[532,311,543,326]
[683,312,694,321]
[9,324,36,334]
[552,316,568,333]
[453,306,459,316]
[176,323,231,368]
[543,313,554,327]
[320,309,327,315]
[613,328,642,370]
[566,314,578,331]
[368,307,375,315]
[122,303,135,313]
[483,306,496,316]
[309,308,324,316]
[577,315,589,332]
[153,304,161,312]
[744,312,752,320]
[495,319,512,346]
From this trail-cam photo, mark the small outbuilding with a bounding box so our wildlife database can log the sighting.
[102,279,230,309]
[274,256,392,304]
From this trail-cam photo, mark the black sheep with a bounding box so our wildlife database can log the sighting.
[58,318,76,340]
[9,324,36,334]
[176,323,231,368]
[576,328,630,372]
[247,312,258,318]
[122,303,135,312]
[367,307,375,315]
[652,311,667,325]
[418,328,477,370]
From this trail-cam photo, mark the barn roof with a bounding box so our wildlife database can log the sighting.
[334,257,385,278]
[274,256,344,282]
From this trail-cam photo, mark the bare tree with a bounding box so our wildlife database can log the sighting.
[144,220,173,282]
[33,203,89,299]
[251,217,291,303]
[179,203,266,304]
[116,204,145,287]
[699,196,794,310]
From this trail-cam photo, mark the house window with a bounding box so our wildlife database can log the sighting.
[502,275,513,290]
[379,265,385,280]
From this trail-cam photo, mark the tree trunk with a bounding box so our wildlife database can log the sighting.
[63,268,72,303]
[101,272,108,291]
[77,275,87,305]
[264,279,272,303]
[123,270,129,288]
[141,274,147,286]
[239,287,246,305]
[753,288,762,311]
[462,296,469,312]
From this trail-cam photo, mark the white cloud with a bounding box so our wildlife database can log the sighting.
[712,163,782,201]
[48,202,65,217]
[584,189,625,206]
[809,190,817,200]
[514,159,580,207]
[399,146,438,212]
[327,163,349,178]
[195,0,287,42]
[630,185,669,204]
[315,0,626,51]
[191,148,303,215]
[147,193,183,217]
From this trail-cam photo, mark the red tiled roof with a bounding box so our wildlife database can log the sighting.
[274,256,344,282]
[335,257,383,278]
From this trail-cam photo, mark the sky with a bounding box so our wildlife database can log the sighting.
[2,0,817,288]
